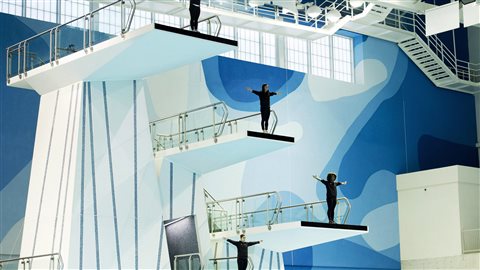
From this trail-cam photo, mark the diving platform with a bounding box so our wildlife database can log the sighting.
[156,130,294,174]
[7,23,237,95]
[211,221,368,252]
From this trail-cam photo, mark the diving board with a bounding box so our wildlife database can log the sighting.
[211,221,368,252]
[8,23,237,95]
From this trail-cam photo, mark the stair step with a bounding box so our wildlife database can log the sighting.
[420,60,437,66]
[425,66,443,73]
[407,45,424,52]
[430,71,447,77]
[400,40,418,47]
[415,54,433,61]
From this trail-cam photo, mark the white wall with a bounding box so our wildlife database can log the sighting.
[397,166,480,263]
[20,80,163,269]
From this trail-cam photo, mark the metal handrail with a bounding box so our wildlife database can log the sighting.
[174,252,202,270]
[208,196,351,232]
[6,0,136,81]
[209,256,253,270]
[0,253,64,269]
[182,15,223,37]
[206,191,282,232]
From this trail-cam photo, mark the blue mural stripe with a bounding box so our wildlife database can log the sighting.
[269,251,273,270]
[133,80,139,270]
[169,162,173,220]
[191,172,196,215]
[59,84,80,252]
[87,82,101,269]
[226,242,230,270]
[276,252,280,269]
[80,82,87,270]
[51,85,75,253]
[156,221,164,270]
[259,249,265,270]
[102,81,122,269]
[32,90,59,256]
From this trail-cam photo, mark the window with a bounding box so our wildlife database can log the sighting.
[237,28,260,63]
[262,32,276,66]
[286,37,307,73]
[311,36,331,78]
[154,13,181,27]
[0,0,22,16]
[219,25,235,58]
[332,35,353,82]
[26,0,57,23]
[61,0,89,26]
[131,10,152,30]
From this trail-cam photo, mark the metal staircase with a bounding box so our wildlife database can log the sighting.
[399,36,457,87]
[381,10,480,94]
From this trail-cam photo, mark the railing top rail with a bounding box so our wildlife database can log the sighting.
[0,253,60,264]
[150,101,226,125]
[181,15,221,29]
[6,0,124,51]
[209,256,252,261]
[174,252,201,259]
[207,191,280,204]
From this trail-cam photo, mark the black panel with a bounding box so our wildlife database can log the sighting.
[154,23,238,47]
[247,130,295,142]
[164,215,200,270]
[300,221,368,231]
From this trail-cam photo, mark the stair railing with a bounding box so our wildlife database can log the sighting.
[149,102,228,151]
[208,256,254,270]
[0,253,63,270]
[205,191,282,233]
[174,252,202,270]
[182,15,223,37]
[6,0,136,83]
[381,9,480,83]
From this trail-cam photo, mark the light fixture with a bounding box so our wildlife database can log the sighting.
[306,5,322,18]
[326,8,341,23]
[349,0,364,8]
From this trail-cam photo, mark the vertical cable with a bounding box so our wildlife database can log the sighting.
[103,81,122,269]
[87,82,101,269]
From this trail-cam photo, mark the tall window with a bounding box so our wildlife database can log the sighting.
[311,36,331,78]
[61,0,89,25]
[286,37,308,73]
[219,25,235,58]
[332,35,353,82]
[26,0,56,23]
[154,13,181,27]
[262,32,276,66]
[0,0,22,16]
[237,28,260,63]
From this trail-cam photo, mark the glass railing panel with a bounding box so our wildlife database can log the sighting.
[204,257,253,270]
[151,116,182,151]
[56,21,86,59]
[7,46,22,79]
[174,254,201,270]
[207,192,281,233]
[24,31,52,72]
[91,4,123,46]
[0,253,63,270]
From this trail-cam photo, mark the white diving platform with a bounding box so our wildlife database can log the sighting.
[156,131,294,174]
[211,221,368,252]
[8,23,237,95]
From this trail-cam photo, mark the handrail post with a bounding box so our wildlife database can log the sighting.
[178,115,183,150]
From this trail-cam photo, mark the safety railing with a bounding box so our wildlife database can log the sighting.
[182,15,223,37]
[380,8,480,83]
[462,228,480,254]
[149,102,278,152]
[0,253,63,270]
[206,191,282,233]
[6,0,136,82]
[207,256,253,270]
[205,189,351,234]
[174,252,202,270]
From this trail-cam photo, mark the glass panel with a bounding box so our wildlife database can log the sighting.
[25,31,52,71]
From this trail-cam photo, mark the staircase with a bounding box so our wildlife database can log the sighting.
[381,11,480,94]
[399,36,457,87]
